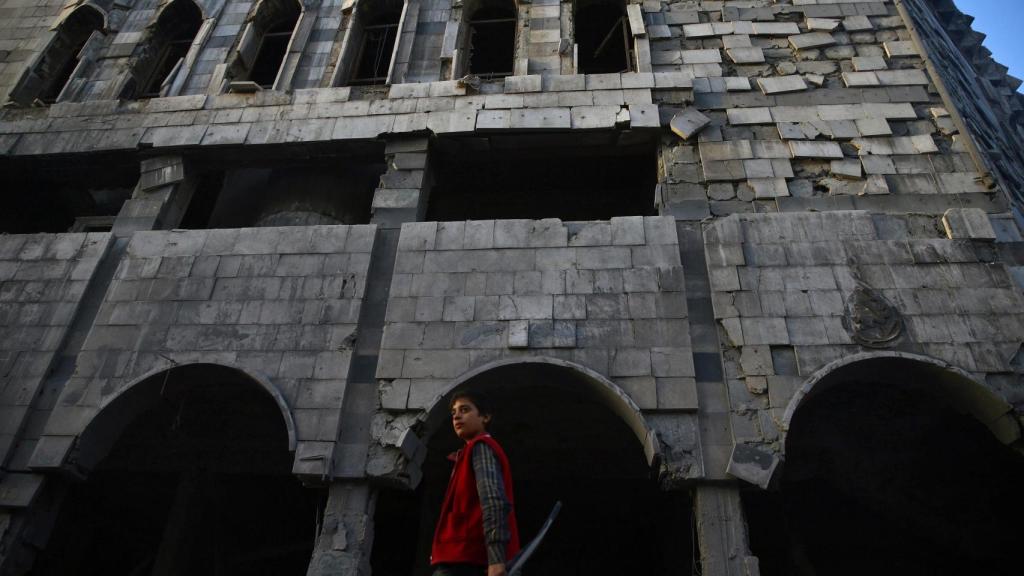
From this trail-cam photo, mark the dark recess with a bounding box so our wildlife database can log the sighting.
[426,135,657,221]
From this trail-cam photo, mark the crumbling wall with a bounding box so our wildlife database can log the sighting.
[0,233,112,504]
[372,216,703,482]
[703,209,1024,485]
[29,225,375,480]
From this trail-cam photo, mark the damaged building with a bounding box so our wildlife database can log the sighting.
[0,0,1023,574]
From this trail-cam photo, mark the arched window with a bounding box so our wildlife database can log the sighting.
[350,7,402,85]
[135,0,203,98]
[231,0,302,89]
[462,0,516,79]
[14,6,105,105]
[574,0,633,74]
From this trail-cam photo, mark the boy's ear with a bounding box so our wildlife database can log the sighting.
[482,413,492,426]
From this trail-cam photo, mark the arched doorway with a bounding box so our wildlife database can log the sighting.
[371,359,694,576]
[744,355,1024,576]
[30,364,321,576]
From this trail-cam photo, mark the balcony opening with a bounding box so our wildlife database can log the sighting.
[426,134,658,221]
[181,150,385,229]
[34,7,105,104]
[0,154,137,233]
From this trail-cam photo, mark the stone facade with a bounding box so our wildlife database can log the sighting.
[0,0,1022,575]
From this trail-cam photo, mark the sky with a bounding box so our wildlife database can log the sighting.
[955,0,1024,92]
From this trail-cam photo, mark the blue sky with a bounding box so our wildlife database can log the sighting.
[955,0,1024,92]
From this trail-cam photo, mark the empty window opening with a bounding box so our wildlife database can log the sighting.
[466,3,516,79]
[745,359,1024,576]
[426,134,658,221]
[0,155,137,233]
[350,10,402,85]
[370,363,695,576]
[137,0,203,98]
[28,365,322,576]
[34,7,105,104]
[574,0,632,74]
[181,151,385,229]
[250,18,297,88]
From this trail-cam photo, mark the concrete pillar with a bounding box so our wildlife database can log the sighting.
[307,482,377,576]
[694,485,759,576]
[113,155,198,235]
[370,136,433,227]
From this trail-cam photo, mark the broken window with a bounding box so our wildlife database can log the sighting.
[463,1,516,79]
[0,154,137,233]
[574,0,633,74]
[231,0,302,89]
[370,363,696,576]
[349,9,402,85]
[745,358,1024,576]
[180,150,386,229]
[10,6,105,105]
[426,134,658,221]
[28,365,321,576]
[132,0,203,98]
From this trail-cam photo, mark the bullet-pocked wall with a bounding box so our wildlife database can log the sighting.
[1,0,1023,575]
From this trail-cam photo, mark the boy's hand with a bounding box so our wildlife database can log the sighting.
[487,563,507,576]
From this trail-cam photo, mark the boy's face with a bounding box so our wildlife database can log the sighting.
[451,397,490,441]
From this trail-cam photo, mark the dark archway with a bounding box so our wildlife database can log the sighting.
[370,360,693,576]
[29,364,320,576]
[745,356,1024,576]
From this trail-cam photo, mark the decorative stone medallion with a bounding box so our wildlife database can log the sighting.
[843,283,903,347]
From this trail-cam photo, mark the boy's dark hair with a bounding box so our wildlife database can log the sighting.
[448,388,492,418]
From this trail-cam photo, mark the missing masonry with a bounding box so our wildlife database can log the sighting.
[426,134,658,221]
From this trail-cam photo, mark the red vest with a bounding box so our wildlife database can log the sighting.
[431,434,521,566]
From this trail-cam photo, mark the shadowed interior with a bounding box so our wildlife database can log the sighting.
[371,362,694,576]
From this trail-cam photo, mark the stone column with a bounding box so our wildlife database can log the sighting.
[308,135,434,576]
[694,485,760,576]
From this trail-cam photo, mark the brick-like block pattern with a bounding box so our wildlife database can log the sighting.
[378,216,694,412]
[41,225,375,462]
[705,211,1024,446]
[0,233,112,465]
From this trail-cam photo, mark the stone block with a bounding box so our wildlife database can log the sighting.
[757,76,807,95]
[727,108,773,125]
[942,208,997,241]
[789,32,836,50]
[670,107,712,140]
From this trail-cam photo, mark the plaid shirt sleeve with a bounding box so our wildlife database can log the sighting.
[472,442,512,566]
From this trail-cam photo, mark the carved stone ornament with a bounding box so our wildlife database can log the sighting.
[842,283,903,348]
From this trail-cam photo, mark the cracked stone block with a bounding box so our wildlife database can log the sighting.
[831,159,862,179]
[943,208,997,241]
[670,108,710,140]
[758,75,808,95]
[884,40,918,58]
[789,32,836,50]
[806,18,840,32]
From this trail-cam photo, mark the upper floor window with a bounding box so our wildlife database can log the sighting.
[463,1,516,79]
[11,6,105,105]
[575,0,633,74]
[232,0,302,89]
[350,8,402,85]
[135,0,203,98]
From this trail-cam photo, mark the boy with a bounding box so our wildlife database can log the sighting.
[431,390,520,576]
